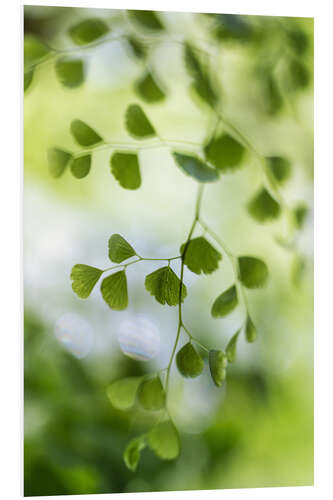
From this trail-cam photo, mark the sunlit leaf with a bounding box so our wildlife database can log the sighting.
[47,147,72,178]
[173,153,219,183]
[108,234,136,263]
[176,342,204,378]
[70,264,103,298]
[148,420,180,460]
[238,256,268,289]
[135,72,166,103]
[225,329,241,362]
[107,376,143,410]
[138,376,165,411]
[101,271,128,310]
[245,315,257,342]
[70,119,103,147]
[145,266,187,306]
[24,35,50,67]
[294,203,308,229]
[266,156,291,185]
[128,10,164,31]
[211,285,238,318]
[110,152,141,190]
[180,237,222,275]
[123,435,146,471]
[70,154,91,178]
[248,187,281,222]
[209,349,227,387]
[205,134,245,172]
[55,57,85,87]
[24,68,34,92]
[125,104,155,138]
[68,18,109,45]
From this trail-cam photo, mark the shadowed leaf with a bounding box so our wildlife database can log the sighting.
[24,68,34,92]
[184,43,218,108]
[126,36,147,60]
[148,421,180,460]
[48,147,72,178]
[205,134,245,172]
[138,376,165,410]
[55,57,85,87]
[145,266,187,306]
[248,187,281,222]
[110,152,141,190]
[70,264,103,298]
[176,342,204,378]
[69,18,109,45]
[238,256,268,289]
[135,72,166,103]
[101,271,128,310]
[294,203,308,229]
[128,10,164,31]
[209,349,227,387]
[125,104,155,138]
[123,436,146,471]
[226,329,241,362]
[180,237,222,275]
[70,119,102,147]
[108,234,136,263]
[70,154,91,178]
[267,156,291,184]
[107,376,142,410]
[211,285,238,318]
[173,153,219,183]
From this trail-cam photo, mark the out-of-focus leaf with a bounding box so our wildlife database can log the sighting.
[266,156,291,184]
[125,104,155,138]
[245,315,257,342]
[107,376,143,410]
[126,35,147,60]
[70,119,102,147]
[205,134,245,172]
[211,285,238,318]
[211,13,253,43]
[70,154,91,178]
[264,74,283,115]
[148,421,180,460]
[238,256,268,289]
[70,264,103,298]
[68,18,109,45]
[145,266,187,306]
[55,57,85,87]
[248,187,281,222]
[138,376,165,410]
[123,436,146,471]
[287,29,309,56]
[128,10,164,31]
[108,234,136,263]
[287,58,310,90]
[135,72,166,103]
[110,152,141,190]
[209,349,227,387]
[173,153,219,183]
[176,342,204,378]
[294,203,308,229]
[180,237,221,275]
[24,35,50,67]
[184,43,218,108]
[226,329,241,362]
[24,68,34,92]
[47,147,72,178]
[101,271,128,310]
[291,254,306,287]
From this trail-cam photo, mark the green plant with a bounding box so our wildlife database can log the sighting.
[25,10,311,471]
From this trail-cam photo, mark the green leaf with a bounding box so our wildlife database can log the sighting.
[128,10,164,31]
[24,68,34,92]
[248,187,281,222]
[70,119,103,147]
[110,152,141,190]
[123,436,146,471]
[266,156,291,184]
[287,58,310,90]
[294,203,308,229]
[147,421,180,460]
[209,349,227,387]
[145,266,187,306]
[55,57,85,88]
[238,256,269,289]
[225,329,241,362]
[24,35,50,67]
[70,264,103,298]
[211,285,238,318]
[47,147,72,178]
[108,234,136,263]
[70,154,91,178]
[107,376,142,410]
[135,72,166,103]
[138,376,165,411]
[173,153,219,183]
[125,104,155,138]
[68,18,109,45]
[180,237,222,275]
[184,43,218,108]
[291,254,306,287]
[245,315,257,343]
[126,36,147,60]
[101,271,128,310]
[176,342,204,378]
[204,134,245,172]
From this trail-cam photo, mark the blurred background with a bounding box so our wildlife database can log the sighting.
[24,6,313,496]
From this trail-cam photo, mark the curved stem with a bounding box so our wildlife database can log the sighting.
[103,255,180,273]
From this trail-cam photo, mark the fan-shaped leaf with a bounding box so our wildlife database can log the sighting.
[70,154,91,178]
[138,376,165,411]
[204,134,245,172]
[294,203,308,229]
[148,421,180,460]
[176,342,204,378]
[108,234,136,263]
[180,237,222,275]
[135,72,166,103]
[226,329,241,362]
[184,43,218,108]
[145,266,187,306]
[69,18,109,45]
[70,264,103,298]
[211,285,238,318]
[55,57,85,88]
[125,104,155,138]
[70,119,102,147]
[209,349,227,387]
[126,36,147,60]
[173,153,219,183]
[238,256,268,289]
[101,271,128,310]
[110,152,141,190]
[123,435,146,471]
[47,147,72,178]
[128,10,164,31]
[267,156,291,184]
[248,187,281,222]
[107,376,143,410]
[245,315,257,342]
[24,68,34,92]
[24,35,50,67]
